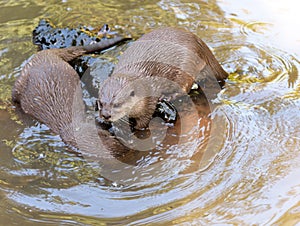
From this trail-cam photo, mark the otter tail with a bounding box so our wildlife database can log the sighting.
[55,36,130,62]
[83,36,129,53]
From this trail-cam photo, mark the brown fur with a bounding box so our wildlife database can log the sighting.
[12,37,126,148]
[98,27,228,129]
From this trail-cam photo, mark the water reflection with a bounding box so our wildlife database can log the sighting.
[0,0,300,225]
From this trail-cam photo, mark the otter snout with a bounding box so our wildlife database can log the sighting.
[100,109,112,120]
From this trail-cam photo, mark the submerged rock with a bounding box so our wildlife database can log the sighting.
[32,19,116,76]
[33,19,111,50]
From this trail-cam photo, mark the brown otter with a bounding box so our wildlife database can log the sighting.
[97,27,228,129]
[12,36,127,151]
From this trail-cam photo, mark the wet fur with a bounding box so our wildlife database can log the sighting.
[12,37,126,147]
[98,27,228,129]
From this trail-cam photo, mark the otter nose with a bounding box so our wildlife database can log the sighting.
[102,114,111,120]
[101,110,111,120]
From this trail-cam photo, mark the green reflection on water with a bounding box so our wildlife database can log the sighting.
[0,0,300,225]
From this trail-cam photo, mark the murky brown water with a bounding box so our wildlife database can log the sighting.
[1,0,300,225]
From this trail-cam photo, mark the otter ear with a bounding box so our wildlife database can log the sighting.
[130,90,135,97]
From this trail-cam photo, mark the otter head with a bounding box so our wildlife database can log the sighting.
[97,75,157,126]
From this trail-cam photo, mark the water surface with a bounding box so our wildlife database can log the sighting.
[0,0,300,225]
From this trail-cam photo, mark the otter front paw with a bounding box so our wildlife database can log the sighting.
[134,116,152,130]
[159,92,181,102]
[134,119,148,130]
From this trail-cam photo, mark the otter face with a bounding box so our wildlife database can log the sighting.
[97,76,148,123]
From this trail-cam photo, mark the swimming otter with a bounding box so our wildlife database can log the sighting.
[97,27,228,129]
[12,36,127,149]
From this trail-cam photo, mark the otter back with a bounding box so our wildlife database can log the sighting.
[12,36,127,146]
[113,27,228,87]
[97,27,228,129]
[12,50,82,146]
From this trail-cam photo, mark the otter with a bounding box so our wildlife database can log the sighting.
[97,27,228,129]
[12,36,127,151]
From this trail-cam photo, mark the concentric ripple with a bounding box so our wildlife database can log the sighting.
[8,44,300,224]
[2,0,300,224]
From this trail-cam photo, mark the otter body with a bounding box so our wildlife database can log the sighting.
[12,37,126,147]
[97,27,228,129]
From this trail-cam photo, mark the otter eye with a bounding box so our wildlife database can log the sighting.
[130,90,135,97]
[113,103,121,108]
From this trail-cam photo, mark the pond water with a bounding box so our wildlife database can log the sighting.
[1,0,300,225]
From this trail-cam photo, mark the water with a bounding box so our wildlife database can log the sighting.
[1,0,300,225]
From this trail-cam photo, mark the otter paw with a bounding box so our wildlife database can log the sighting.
[159,92,181,102]
[134,118,149,130]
